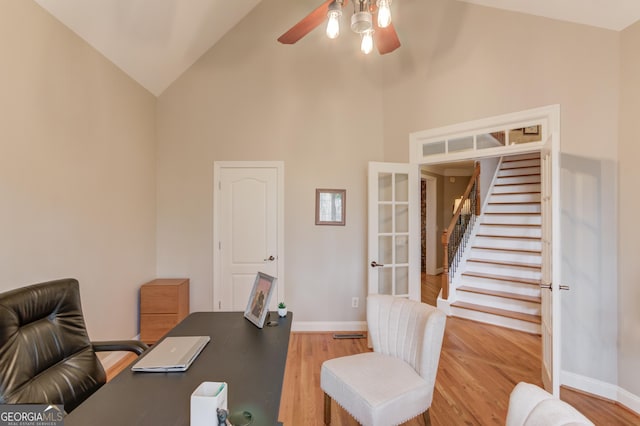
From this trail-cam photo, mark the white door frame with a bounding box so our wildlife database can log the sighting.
[212,161,285,311]
[422,174,438,275]
[410,105,561,395]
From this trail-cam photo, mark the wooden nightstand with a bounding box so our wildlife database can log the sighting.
[140,278,189,345]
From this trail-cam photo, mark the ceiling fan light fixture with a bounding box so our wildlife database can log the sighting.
[326,2,343,39]
[376,0,392,28]
[361,29,374,54]
[351,11,373,34]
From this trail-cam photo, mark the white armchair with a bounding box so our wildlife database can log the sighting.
[320,295,446,426]
[506,382,594,426]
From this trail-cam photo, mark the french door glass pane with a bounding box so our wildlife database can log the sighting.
[378,173,392,201]
[378,205,392,233]
[396,267,408,295]
[378,268,392,294]
[395,204,408,232]
[395,235,408,264]
[379,236,393,265]
[395,173,408,202]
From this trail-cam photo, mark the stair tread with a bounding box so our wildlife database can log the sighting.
[480,223,540,228]
[472,245,542,254]
[488,201,541,205]
[476,233,541,240]
[502,156,540,163]
[494,182,542,186]
[452,301,542,324]
[482,212,541,216]
[491,191,541,196]
[457,285,541,303]
[462,271,541,286]
[467,258,541,269]
[497,173,541,178]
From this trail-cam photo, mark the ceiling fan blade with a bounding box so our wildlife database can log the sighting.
[278,0,347,45]
[374,22,401,54]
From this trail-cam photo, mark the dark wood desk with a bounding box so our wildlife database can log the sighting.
[65,312,292,426]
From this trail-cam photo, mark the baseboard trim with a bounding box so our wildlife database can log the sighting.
[292,321,367,332]
[618,386,640,415]
[561,370,640,415]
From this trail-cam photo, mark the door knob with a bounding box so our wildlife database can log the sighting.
[264,255,275,262]
[370,261,384,268]
[539,283,570,291]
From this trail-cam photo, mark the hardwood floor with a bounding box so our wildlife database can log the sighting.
[278,320,640,426]
[278,273,639,425]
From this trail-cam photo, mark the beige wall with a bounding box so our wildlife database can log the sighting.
[156,0,384,321]
[619,19,640,396]
[0,1,157,340]
[156,0,630,388]
[381,0,621,387]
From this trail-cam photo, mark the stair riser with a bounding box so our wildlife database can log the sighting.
[478,225,541,238]
[495,175,540,185]
[460,277,541,296]
[456,291,541,315]
[450,307,541,334]
[465,263,541,280]
[485,204,541,214]
[501,159,541,169]
[482,215,541,225]
[474,236,541,251]
[489,193,541,204]
[493,183,541,194]
[469,249,542,264]
[498,167,541,177]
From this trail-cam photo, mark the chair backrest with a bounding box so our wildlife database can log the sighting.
[0,278,106,413]
[506,382,594,426]
[367,295,446,389]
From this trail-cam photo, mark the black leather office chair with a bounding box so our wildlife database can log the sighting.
[0,278,148,413]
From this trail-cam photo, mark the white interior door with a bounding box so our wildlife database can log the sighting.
[368,162,420,301]
[213,162,284,312]
[541,132,561,396]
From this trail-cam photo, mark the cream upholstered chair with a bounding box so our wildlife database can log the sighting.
[321,295,446,426]
[506,382,594,426]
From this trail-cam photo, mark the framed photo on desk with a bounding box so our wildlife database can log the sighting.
[244,272,276,328]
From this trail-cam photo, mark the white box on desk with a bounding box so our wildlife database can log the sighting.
[190,381,228,426]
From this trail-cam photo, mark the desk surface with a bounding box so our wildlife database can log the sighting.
[65,312,292,426]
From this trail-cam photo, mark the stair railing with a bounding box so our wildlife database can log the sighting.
[441,163,481,300]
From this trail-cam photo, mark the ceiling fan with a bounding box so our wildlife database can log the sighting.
[278,0,400,55]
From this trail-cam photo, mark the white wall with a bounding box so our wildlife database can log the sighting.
[0,1,157,340]
[619,20,640,397]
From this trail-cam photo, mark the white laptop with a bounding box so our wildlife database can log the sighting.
[131,335,210,372]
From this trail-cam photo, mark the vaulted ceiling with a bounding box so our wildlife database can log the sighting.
[34,0,640,96]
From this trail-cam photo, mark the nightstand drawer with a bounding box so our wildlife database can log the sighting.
[140,314,180,344]
[141,285,181,314]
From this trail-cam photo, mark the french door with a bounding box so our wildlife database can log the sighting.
[367,162,420,301]
[541,132,562,396]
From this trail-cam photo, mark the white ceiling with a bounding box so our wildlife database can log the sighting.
[33,0,640,97]
[34,0,263,96]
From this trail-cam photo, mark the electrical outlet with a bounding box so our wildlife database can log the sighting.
[352,297,359,308]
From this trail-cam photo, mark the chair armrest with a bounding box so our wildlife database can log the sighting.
[92,340,148,355]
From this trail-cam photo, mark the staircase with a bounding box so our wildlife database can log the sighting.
[449,153,542,334]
